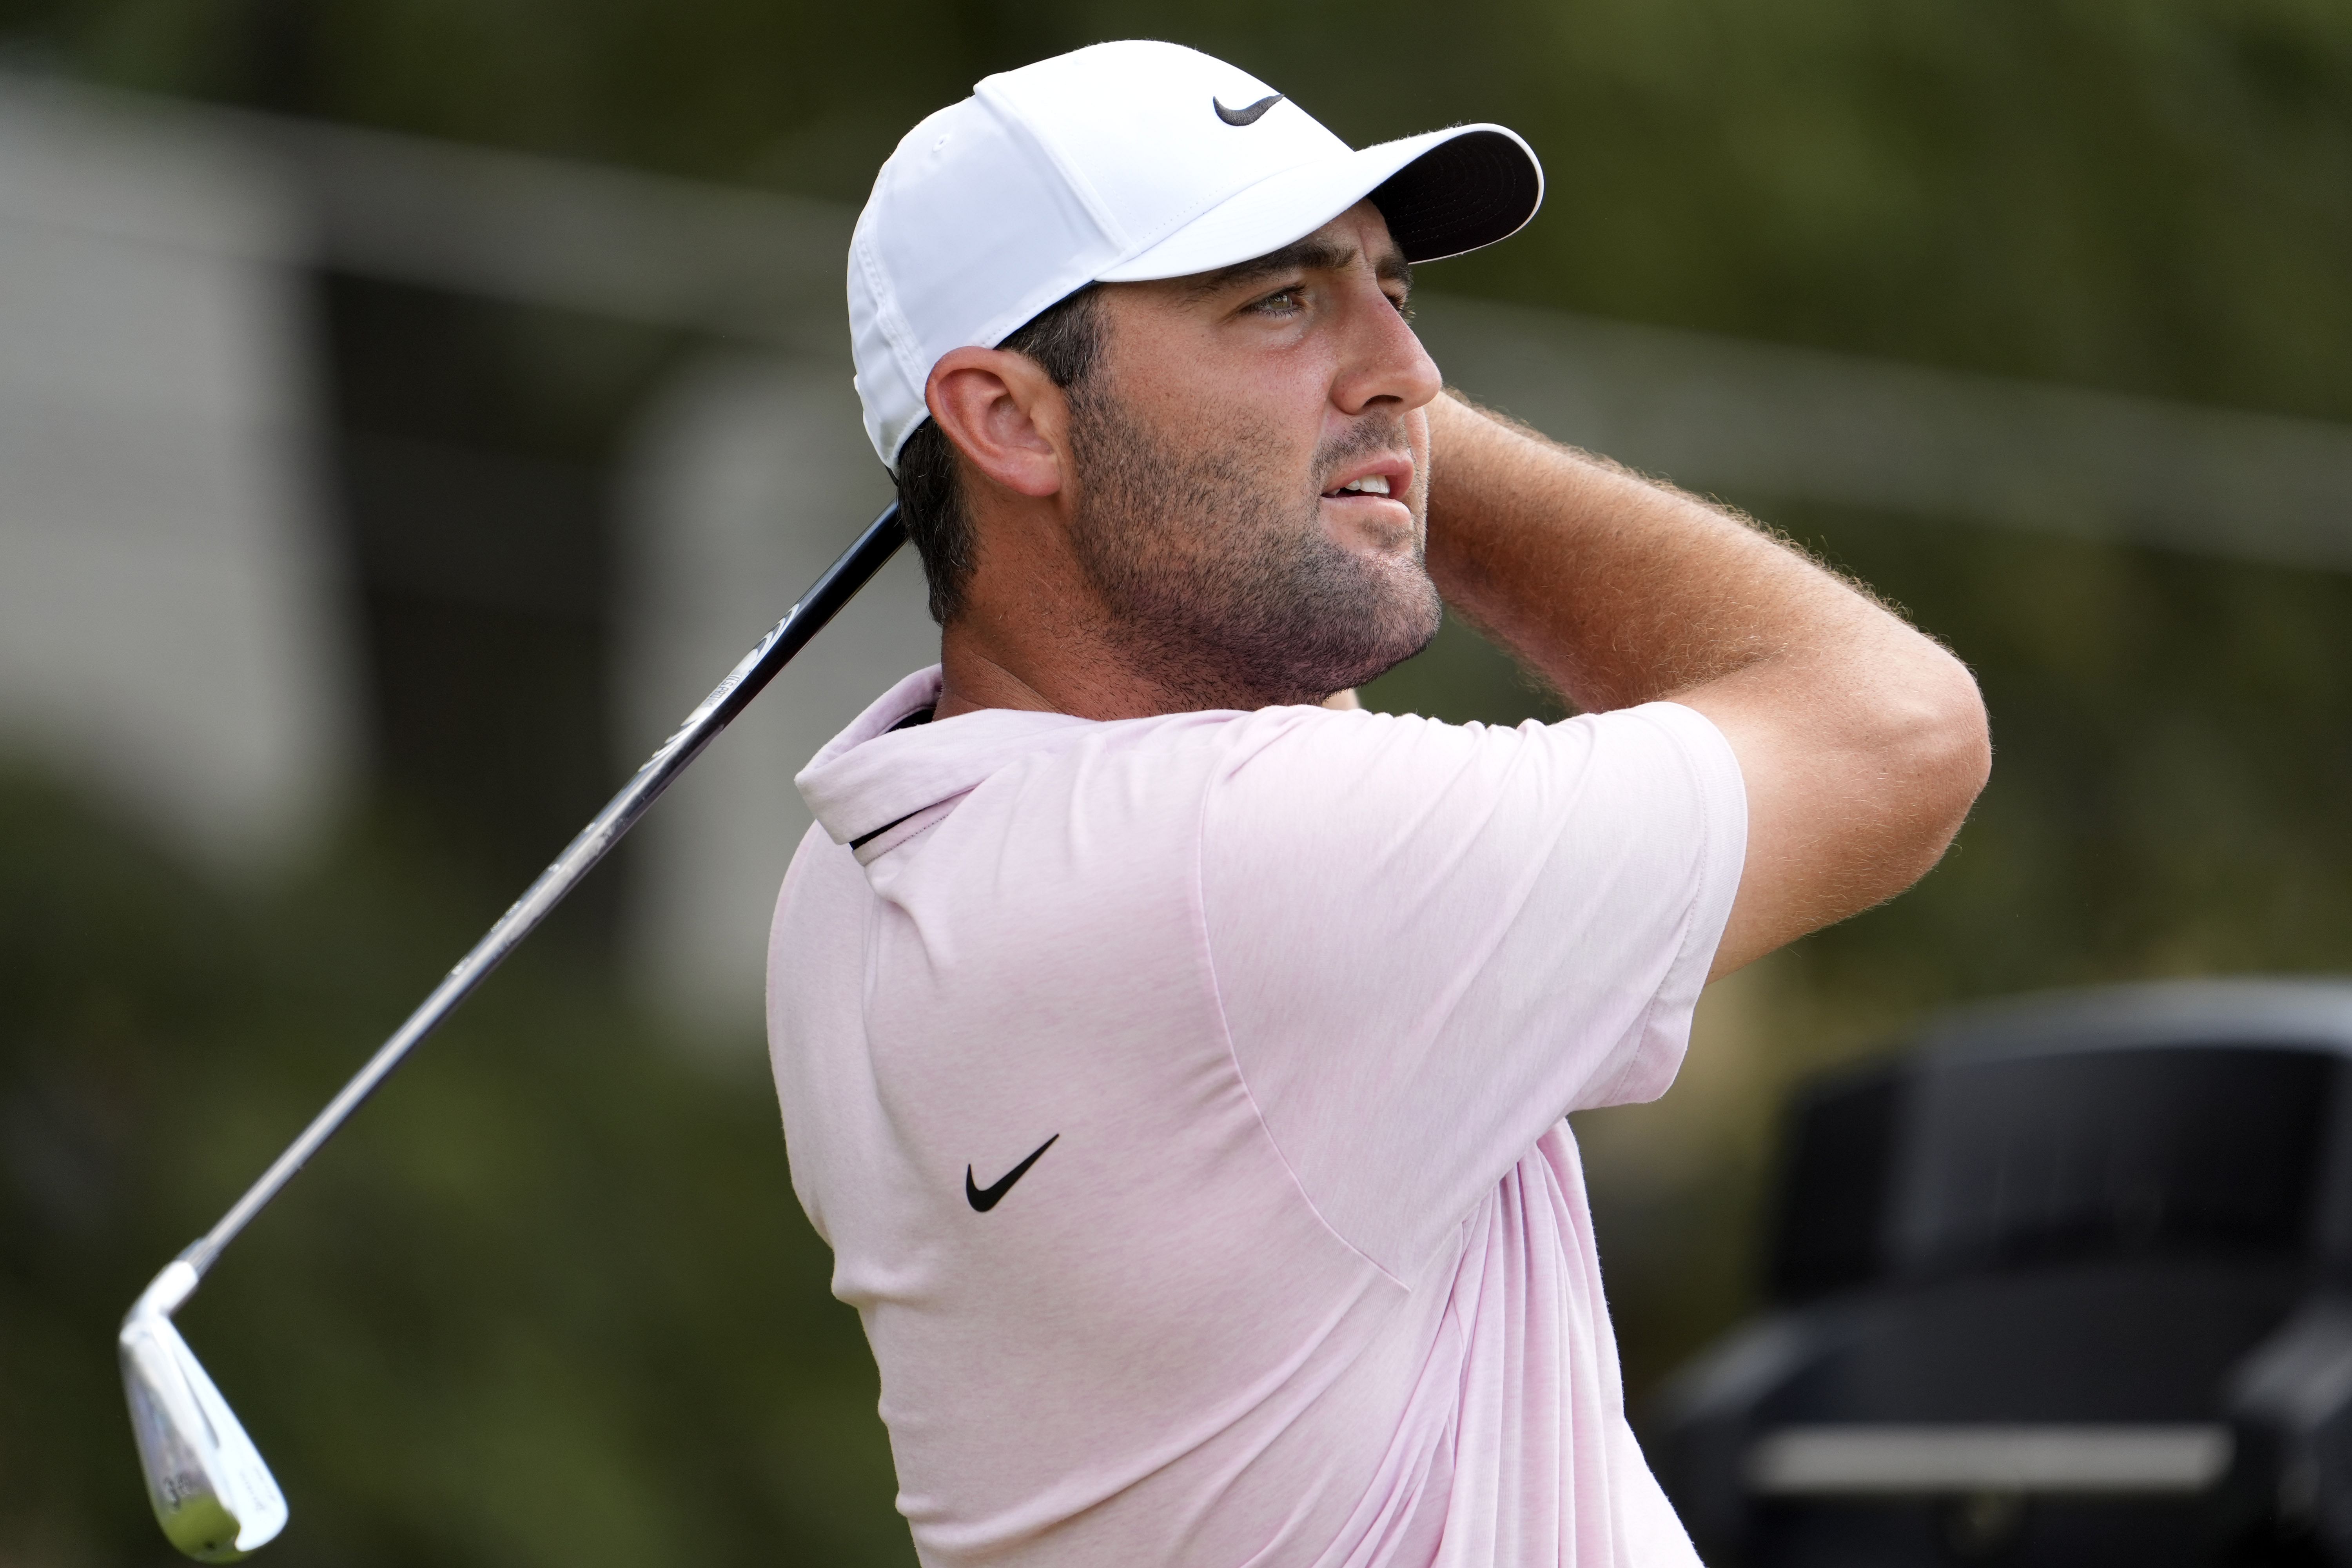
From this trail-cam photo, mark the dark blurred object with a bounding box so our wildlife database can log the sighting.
[1656,979,2352,1566]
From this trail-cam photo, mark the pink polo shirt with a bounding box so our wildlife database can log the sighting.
[767,666,1745,1566]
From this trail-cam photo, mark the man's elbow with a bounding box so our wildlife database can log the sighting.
[1873,644,1991,881]
[1700,641,1989,976]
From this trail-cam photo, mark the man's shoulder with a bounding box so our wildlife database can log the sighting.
[1197,702,1561,799]
[927,702,1379,800]
[969,704,1501,830]
[1192,699,1738,882]
[1111,700,1528,771]
[1007,702,1657,836]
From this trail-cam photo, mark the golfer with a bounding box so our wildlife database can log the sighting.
[768,40,1988,1567]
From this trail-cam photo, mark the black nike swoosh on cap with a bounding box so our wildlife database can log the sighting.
[1214,94,1283,127]
[965,1133,1059,1212]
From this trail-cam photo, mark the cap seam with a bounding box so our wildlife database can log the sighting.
[850,219,929,460]
[975,79,1133,253]
[856,231,927,407]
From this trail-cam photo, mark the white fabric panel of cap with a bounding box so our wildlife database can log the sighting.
[982,42,1346,257]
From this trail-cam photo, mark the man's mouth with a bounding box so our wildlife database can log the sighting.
[1317,449,1417,520]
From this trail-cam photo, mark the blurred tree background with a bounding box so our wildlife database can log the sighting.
[2,0,2349,1562]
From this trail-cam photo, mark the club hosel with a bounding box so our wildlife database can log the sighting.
[124,1258,201,1331]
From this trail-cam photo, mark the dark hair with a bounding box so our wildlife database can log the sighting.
[893,285,1103,624]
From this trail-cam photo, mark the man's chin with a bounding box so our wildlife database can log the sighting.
[1304,580,1444,698]
[1337,610,1443,693]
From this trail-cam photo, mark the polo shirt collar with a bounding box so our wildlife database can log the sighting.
[795,666,1095,848]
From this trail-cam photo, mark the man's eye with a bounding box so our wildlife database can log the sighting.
[1388,293,1416,321]
[1248,287,1306,316]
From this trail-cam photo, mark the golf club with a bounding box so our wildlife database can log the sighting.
[119,502,907,1561]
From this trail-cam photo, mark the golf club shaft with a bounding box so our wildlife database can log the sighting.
[174,503,907,1283]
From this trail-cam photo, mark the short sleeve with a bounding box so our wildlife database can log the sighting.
[1198,701,1746,1276]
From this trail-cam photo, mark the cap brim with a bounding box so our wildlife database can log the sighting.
[1095,123,1542,284]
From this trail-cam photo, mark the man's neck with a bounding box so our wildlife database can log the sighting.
[934,626,1288,721]
[935,629,1360,721]
[932,642,1065,720]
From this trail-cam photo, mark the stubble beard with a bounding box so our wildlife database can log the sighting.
[1062,390,1443,710]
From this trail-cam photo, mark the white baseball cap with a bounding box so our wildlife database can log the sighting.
[848,40,1544,468]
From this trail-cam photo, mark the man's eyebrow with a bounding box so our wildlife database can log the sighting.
[1182,235,1411,302]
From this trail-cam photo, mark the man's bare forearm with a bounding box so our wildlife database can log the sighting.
[1424,392,1888,713]
[1424,392,1991,974]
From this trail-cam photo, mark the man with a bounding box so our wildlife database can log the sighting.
[769,39,1988,1567]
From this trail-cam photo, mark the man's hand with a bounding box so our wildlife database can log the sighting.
[1424,393,1990,978]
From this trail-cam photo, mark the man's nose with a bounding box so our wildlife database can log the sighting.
[1332,285,1444,418]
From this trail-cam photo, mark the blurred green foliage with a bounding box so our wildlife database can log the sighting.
[0,775,908,1566]
[2,0,2350,1559]
[6,0,2346,417]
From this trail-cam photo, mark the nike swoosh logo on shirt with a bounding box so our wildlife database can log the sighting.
[965,1134,1060,1212]
[1214,94,1283,127]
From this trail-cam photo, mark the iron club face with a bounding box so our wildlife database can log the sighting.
[119,1261,288,1562]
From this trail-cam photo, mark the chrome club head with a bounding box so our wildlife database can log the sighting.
[119,1261,287,1562]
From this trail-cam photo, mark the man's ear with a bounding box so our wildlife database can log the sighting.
[926,348,1069,500]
